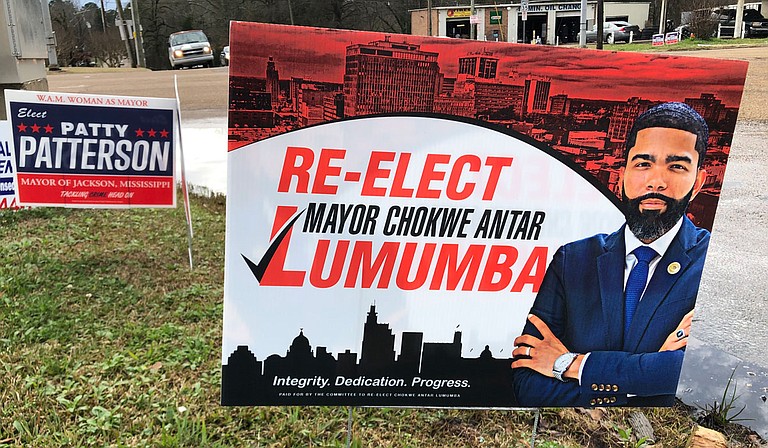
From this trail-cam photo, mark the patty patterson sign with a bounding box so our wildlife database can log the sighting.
[4,90,177,208]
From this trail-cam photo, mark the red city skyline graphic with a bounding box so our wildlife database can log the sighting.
[227,22,748,230]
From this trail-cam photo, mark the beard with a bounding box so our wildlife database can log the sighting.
[623,187,694,242]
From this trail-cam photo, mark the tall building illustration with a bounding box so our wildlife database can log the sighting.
[549,94,569,115]
[458,53,499,80]
[343,37,439,116]
[523,76,551,115]
[685,93,725,125]
[360,305,396,375]
[607,97,653,143]
[266,56,280,108]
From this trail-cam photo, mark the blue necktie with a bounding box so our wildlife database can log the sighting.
[624,246,658,339]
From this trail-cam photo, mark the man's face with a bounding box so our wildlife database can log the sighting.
[621,127,707,242]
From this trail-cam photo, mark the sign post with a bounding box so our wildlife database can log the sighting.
[521,0,529,42]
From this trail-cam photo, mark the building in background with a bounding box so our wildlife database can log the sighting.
[411,2,650,45]
[1,0,52,120]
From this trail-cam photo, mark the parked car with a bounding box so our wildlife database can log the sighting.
[220,45,230,66]
[675,23,693,39]
[714,8,768,38]
[675,8,720,39]
[585,21,641,43]
[168,30,214,69]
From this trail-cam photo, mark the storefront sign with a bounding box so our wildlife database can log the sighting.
[447,9,472,18]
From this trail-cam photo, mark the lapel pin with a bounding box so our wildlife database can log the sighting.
[667,262,681,275]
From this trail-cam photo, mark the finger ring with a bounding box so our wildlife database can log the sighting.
[526,347,532,357]
[676,329,686,340]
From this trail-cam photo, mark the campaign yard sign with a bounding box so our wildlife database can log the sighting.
[221,23,748,407]
[665,31,680,45]
[0,120,19,209]
[4,90,177,208]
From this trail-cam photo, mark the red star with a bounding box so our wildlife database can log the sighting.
[44,124,54,134]
[147,129,157,137]
[159,129,169,138]
[16,123,27,132]
[135,128,145,137]
[30,124,41,133]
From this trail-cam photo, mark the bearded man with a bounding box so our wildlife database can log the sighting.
[511,102,709,407]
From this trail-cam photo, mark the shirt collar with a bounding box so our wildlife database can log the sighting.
[624,217,684,258]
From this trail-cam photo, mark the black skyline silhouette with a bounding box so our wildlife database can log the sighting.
[221,304,516,406]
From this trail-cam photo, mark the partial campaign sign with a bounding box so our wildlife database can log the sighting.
[0,120,19,209]
[4,90,177,208]
[221,23,748,408]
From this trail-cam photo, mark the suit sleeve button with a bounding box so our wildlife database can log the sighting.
[590,399,596,406]
[592,384,598,391]
[612,385,619,392]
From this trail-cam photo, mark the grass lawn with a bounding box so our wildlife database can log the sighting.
[598,36,768,52]
[0,198,762,446]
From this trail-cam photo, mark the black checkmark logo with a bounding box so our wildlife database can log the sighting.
[242,208,306,283]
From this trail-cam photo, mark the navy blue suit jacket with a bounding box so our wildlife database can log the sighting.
[512,217,709,407]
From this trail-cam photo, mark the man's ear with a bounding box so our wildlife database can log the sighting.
[691,168,707,201]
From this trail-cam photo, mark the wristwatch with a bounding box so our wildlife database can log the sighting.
[552,352,578,382]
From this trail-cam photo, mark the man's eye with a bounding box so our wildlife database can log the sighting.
[670,164,688,171]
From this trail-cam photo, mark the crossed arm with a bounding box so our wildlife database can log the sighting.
[510,311,693,407]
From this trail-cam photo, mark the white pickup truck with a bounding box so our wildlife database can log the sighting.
[168,30,214,69]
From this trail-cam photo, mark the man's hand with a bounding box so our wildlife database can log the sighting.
[659,309,694,352]
[511,314,575,378]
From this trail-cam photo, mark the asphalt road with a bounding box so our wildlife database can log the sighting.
[48,66,230,122]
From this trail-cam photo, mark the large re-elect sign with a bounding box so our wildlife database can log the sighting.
[221,23,748,407]
[4,90,177,208]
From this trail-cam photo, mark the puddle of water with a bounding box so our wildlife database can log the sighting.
[678,337,768,439]
[178,119,227,195]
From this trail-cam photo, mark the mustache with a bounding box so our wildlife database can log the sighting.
[630,192,675,206]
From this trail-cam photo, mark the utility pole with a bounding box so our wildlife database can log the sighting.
[734,0,745,38]
[99,0,107,33]
[130,0,145,67]
[40,0,59,69]
[579,0,587,47]
[427,0,432,36]
[658,0,667,34]
[287,0,294,25]
[596,0,604,49]
[115,0,135,67]
[470,0,476,40]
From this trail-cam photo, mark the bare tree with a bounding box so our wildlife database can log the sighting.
[91,27,127,66]
[50,0,93,66]
[675,0,732,38]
